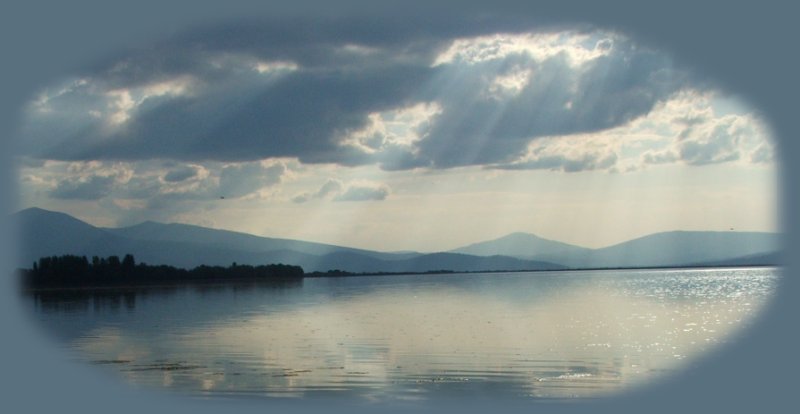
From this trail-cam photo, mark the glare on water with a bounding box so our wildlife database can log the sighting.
[29,267,778,401]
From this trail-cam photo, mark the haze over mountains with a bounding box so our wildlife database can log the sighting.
[13,208,781,273]
[452,231,781,268]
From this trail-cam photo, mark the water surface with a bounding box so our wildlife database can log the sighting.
[25,267,778,402]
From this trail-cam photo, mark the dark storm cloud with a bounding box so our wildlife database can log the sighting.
[19,17,694,171]
[83,15,549,88]
[35,64,432,164]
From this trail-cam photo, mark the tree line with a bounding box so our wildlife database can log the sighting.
[20,254,305,288]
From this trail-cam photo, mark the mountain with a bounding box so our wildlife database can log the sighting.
[300,251,564,273]
[451,232,591,263]
[382,253,564,273]
[11,208,560,273]
[105,221,419,261]
[580,231,781,268]
[13,208,308,269]
[15,207,135,265]
[450,230,781,268]
[13,208,780,273]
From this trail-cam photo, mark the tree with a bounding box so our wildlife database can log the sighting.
[122,254,135,270]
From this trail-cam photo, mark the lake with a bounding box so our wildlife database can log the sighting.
[24,267,778,403]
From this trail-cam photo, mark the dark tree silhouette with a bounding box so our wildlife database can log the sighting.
[20,254,304,288]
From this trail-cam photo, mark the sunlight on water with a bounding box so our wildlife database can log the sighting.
[28,267,778,402]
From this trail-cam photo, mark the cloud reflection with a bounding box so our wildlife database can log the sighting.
[65,270,777,400]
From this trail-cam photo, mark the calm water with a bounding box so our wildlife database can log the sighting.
[25,267,778,402]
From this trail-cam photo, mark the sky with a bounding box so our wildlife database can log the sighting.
[12,17,778,252]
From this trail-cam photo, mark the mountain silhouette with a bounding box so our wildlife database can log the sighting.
[449,230,780,268]
[13,208,780,272]
[12,208,563,273]
[451,232,591,263]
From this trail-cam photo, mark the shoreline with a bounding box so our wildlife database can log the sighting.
[21,263,781,292]
[303,263,781,278]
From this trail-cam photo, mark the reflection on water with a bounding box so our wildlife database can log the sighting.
[25,267,778,402]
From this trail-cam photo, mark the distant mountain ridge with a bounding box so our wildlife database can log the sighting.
[12,208,564,273]
[448,229,781,269]
[451,232,592,263]
[12,207,781,273]
[105,220,415,260]
[572,230,780,268]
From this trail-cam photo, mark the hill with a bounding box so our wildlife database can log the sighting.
[450,230,781,268]
[12,208,561,273]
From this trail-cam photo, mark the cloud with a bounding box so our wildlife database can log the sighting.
[293,178,389,203]
[163,165,200,182]
[31,159,288,207]
[315,179,344,198]
[497,151,618,173]
[482,90,774,173]
[676,119,742,165]
[291,179,342,203]
[291,193,311,204]
[50,175,116,200]
[44,161,135,200]
[641,150,678,165]
[394,33,688,169]
[491,131,622,173]
[334,184,390,202]
[750,142,774,164]
[635,93,772,168]
[16,21,696,172]
[218,162,286,198]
